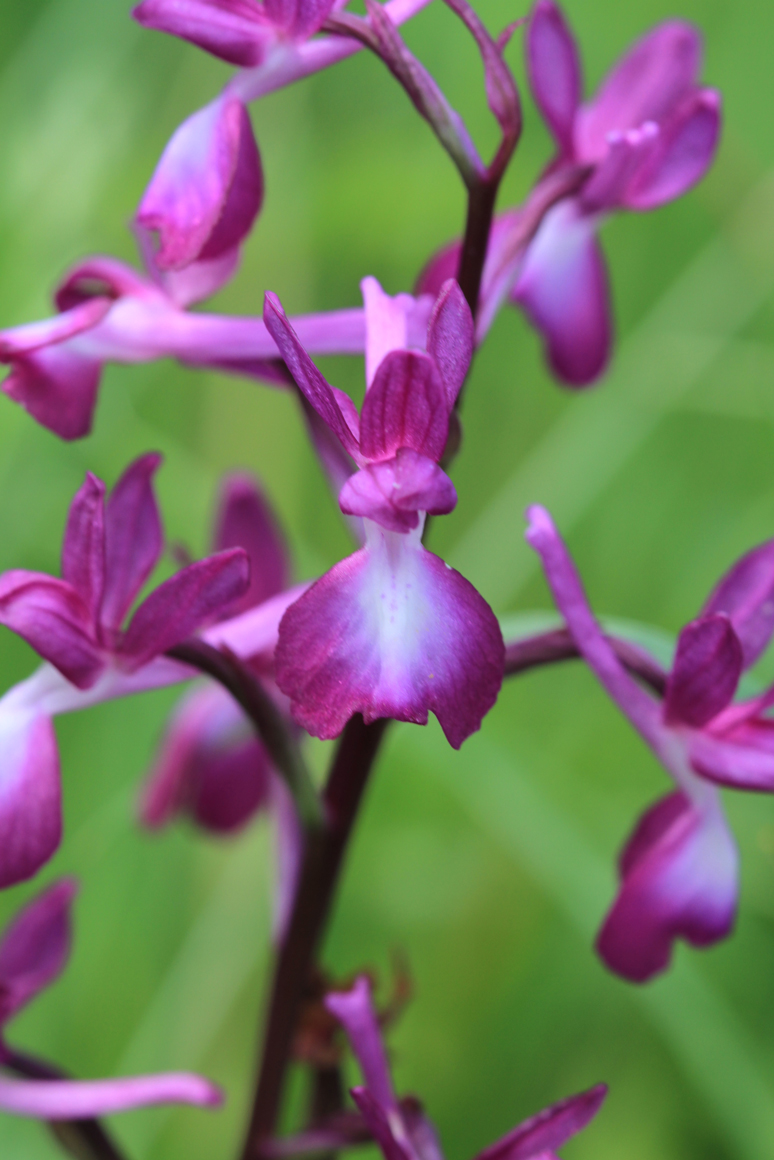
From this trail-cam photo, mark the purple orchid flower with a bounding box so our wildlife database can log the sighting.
[263,277,504,749]
[0,454,251,888]
[0,880,222,1119]
[324,976,606,1160]
[0,238,385,440]
[523,506,774,982]
[419,4,720,386]
[138,474,302,935]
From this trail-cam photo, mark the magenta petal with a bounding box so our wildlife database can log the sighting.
[137,97,263,270]
[263,292,361,458]
[61,473,106,620]
[339,451,457,532]
[514,200,610,386]
[213,473,289,612]
[474,1085,607,1160]
[2,346,101,440]
[701,539,774,668]
[415,240,461,300]
[275,527,503,748]
[120,549,250,669]
[350,1089,414,1160]
[101,453,164,632]
[0,1072,222,1119]
[687,728,774,791]
[0,299,111,358]
[663,615,743,728]
[526,0,582,155]
[580,123,659,213]
[426,279,473,407]
[0,713,62,889]
[625,89,721,210]
[0,573,102,689]
[597,791,738,982]
[0,879,76,1025]
[359,351,448,463]
[133,0,270,67]
[325,977,396,1110]
[361,277,412,389]
[264,0,335,39]
[575,20,702,162]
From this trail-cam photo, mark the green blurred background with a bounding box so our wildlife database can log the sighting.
[1,0,774,1156]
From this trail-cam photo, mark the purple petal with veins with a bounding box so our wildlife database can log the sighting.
[0,879,76,1025]
[425,279,473,407]
[101,453,164,633]
[663,615,742,728]
[61,474,105,620]
[473,1084,607,1160]
[359,351,448,463]
[526,0,582,155]
[701,538,774,668]
[0,573,102,689]
[133,0,271,67]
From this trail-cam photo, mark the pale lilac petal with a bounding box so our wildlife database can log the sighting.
[524,506,665,749]
[263,292,361,458]
[0,879,76,1025]
[0,572,102,689]
[359,351,448,463]
[1,346,101,440]
[526,0,581,155]
[101,453,164,632]
[663,615,742,728]
[625,89,721,210]
[350,1089,414,1160]
[687,728,774,791]
[133,0,270,67]
[596,791,738,982]
[0,299,111,358]
[339,451,456,533]
[61,474,105,620]
[137,97,263,270]
[701,539,774,669]
[361,277,412,389]
[275,525,503,748]
[474,1085,607,1160]
[264,0,335,37]
[213,473,289,612]
[513,200,610,386]
[325,977,395,1110]
[120,549,250,669]
[579,123,659,213]
[575,21,702,162]
[425,279,473,407]
[0,1072,222,1119]
[0,712,62,889]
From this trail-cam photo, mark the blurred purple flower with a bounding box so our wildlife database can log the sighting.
[524,507,774,981]
[0,455,249,887]
[419,4,720,386]
[0,242,374,441]
[264,277,504,749]
[325,976,606,1160]
[0,880,222,1119]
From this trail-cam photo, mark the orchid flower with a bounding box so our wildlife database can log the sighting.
[138,473,302,935]
[0,236,387,441]
[524,506,774,982]
[324,976,606,1160]
[419,3,720,385]
[0,880,222,1120]
[264,277,504,749]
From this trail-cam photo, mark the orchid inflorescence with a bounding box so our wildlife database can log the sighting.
[0,0,750,1156]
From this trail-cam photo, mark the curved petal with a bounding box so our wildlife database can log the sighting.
[137,97,263,270]
[625,89,721,210]
[275,524,503,749]
[1,346,102,440]
[663,614,742,728]
[0,299,112,357]
[133,0,270,67]
[574,20,702,162]
[101,453,164,632]
[513,200,610,386]
[526,0,581,155]
[474,1085,607,1160]
[325,977,396,1110]
[339,451,456,533]
[0,879,76,1025]
[596,791,738,982]
[687,727,774,791]
[426,279,473,407]
[213,473,290,612]
[62,473,106,620]
[264,0,335,38]
[359,351,448,463]
[0,1072,222,1119]
[120,549,250,669]
[701,538,774,669]
[0,712,62,889]
[0,572,102,689]
[579,123,659,214]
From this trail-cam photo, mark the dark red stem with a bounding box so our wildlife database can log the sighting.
[504,628,667,695]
